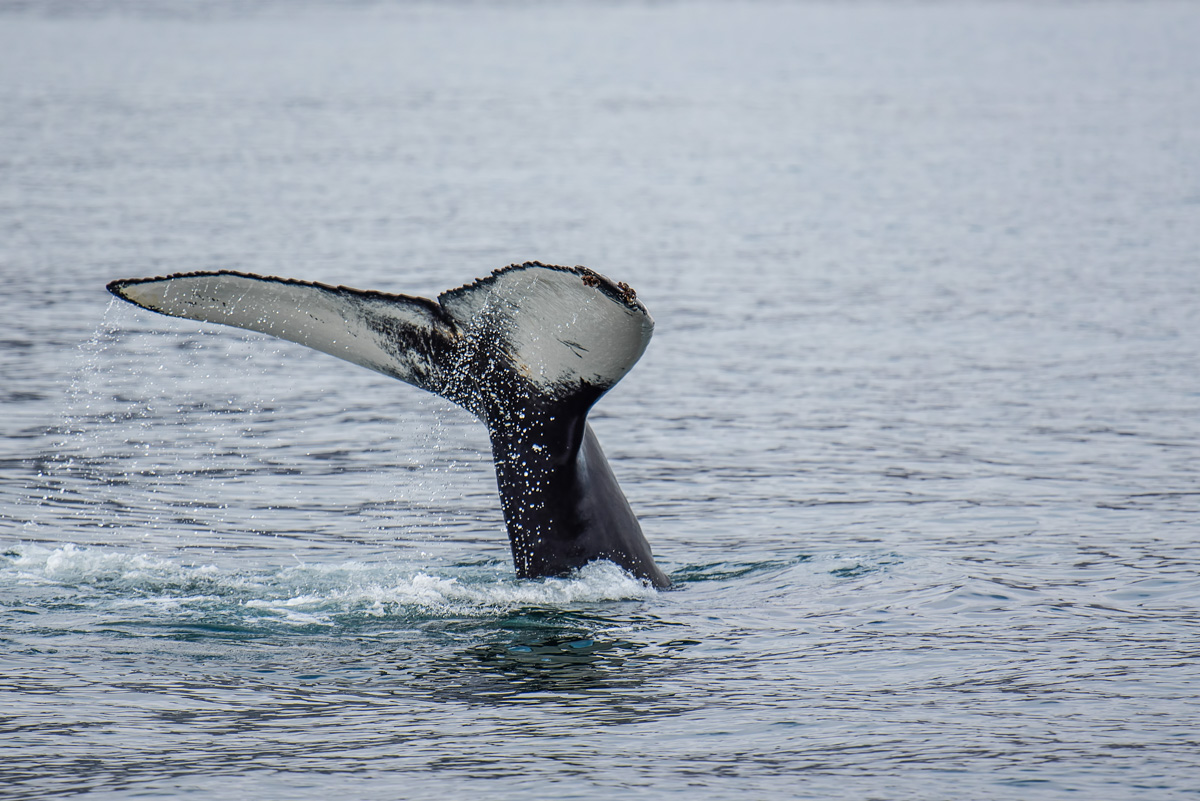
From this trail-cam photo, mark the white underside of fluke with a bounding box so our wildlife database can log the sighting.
[109,262,654,402]
[441,265,654,395]
[111,271,448,388]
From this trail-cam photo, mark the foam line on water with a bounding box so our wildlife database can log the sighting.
[1,543,659,627]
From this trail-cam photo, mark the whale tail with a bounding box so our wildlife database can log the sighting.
[107,262,669,587]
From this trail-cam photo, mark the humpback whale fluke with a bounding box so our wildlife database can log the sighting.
[106,262,670,588]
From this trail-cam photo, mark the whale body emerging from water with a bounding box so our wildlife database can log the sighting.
[107,262,670,588]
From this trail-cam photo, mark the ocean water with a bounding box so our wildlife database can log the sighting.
[3,1,1199,798]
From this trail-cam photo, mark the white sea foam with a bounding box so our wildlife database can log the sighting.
[2,543,658,626]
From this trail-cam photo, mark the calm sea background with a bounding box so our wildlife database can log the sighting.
[2,1,1199,798]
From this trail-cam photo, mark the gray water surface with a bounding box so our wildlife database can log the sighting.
[3,2,1199,799]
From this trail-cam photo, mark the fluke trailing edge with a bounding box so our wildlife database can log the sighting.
[106,262,671,588]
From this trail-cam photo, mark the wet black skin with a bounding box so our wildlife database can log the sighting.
[489,410,669,588]
[471,375,670,590]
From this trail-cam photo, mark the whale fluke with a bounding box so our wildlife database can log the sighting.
[107,262,670,588]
